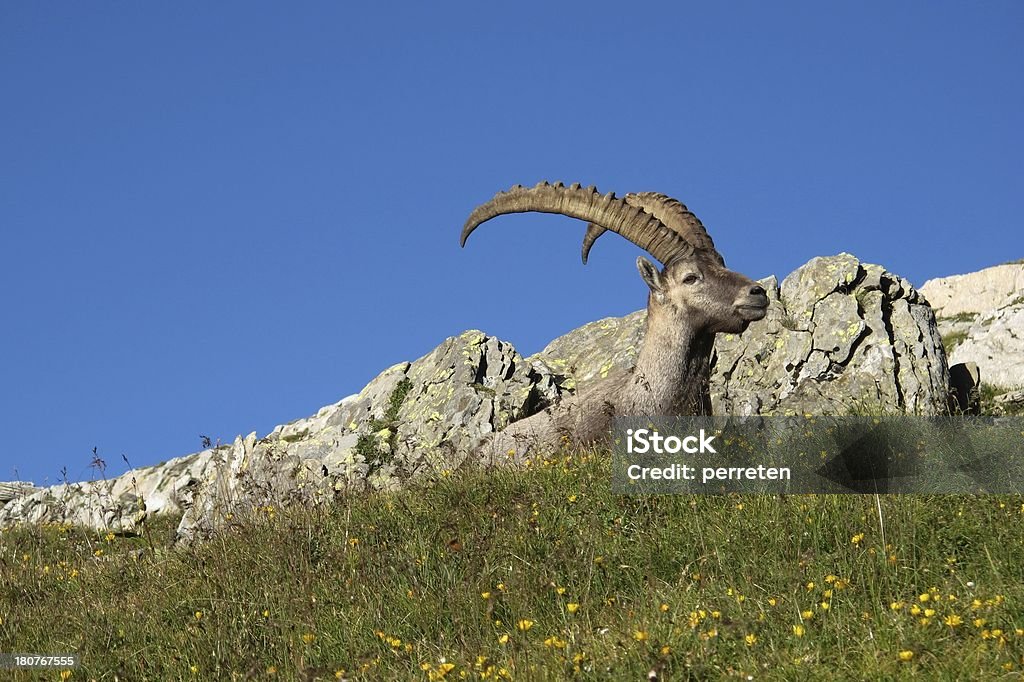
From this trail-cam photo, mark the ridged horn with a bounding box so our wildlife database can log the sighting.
[461,181,695,266]
[626,192,723,264]
[583,192,723,265]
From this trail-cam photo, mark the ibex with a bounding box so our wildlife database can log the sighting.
[461,182,768,463]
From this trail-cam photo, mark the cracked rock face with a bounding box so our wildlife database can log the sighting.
[533,254,950,417]
[2,331,558,540]
[173,331,559,541]
[0,452,219,534]
[1,254,950,537]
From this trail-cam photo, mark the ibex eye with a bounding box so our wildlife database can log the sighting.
[682,274,700,284]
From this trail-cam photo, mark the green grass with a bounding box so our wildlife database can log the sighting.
[941,329,969,357]
[354,377,413,469]
[2,451,1023,680]
[980,383,1024,417]
[940,312,978,325]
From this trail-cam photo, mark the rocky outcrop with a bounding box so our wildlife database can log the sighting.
[921,261,1024,392]
[1,254,952,538]
[175,331,560,540]
[533,254,949,416]
[0,482,39,503]
[946,306,1024,390]
[0,452,219,534]
[1,331,559,539]
[920,262,1024,318]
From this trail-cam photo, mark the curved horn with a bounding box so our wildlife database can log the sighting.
[461,181,695,265]
[583,192,724,265]
[580,222,608,264]
[626,192,723,264]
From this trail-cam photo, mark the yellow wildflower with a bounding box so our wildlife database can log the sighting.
[428,663,456,681]
[898,650,914,662]
[543,635,566,649]
[516,619,533,632]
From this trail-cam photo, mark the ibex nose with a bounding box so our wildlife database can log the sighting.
[749,285,766,297]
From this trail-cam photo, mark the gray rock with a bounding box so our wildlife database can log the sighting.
[923,262,1024,391]
[174,330,560,541]
[948,305,1024,390]
[529,312,646,393]
[920,262,1024,318]
[534,254,950,416]
[0,451,220,533]
[993,389,1024,410]
[0,481,39,503]
[1,254,953,538]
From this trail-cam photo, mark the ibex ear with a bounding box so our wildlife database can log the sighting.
[636,256,665,301]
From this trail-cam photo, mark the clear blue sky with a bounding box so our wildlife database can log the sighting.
[2,2,1021,484]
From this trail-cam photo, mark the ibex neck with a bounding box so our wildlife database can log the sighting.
[620,311,714,416]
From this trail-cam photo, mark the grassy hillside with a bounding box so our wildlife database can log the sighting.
[2,450,1023,680]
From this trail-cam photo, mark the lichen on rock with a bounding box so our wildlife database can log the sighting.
[534,254,950,417]
[0,253,957,539]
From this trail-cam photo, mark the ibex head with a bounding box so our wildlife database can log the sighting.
[461,182,768,334]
